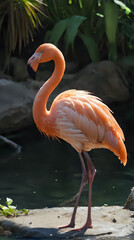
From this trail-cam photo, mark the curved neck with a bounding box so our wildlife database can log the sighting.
[32,50,65,131]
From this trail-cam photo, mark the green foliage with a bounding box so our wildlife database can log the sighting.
[0,0,46,69]
[0,197,29,217]
[1,0,133,69]
[45,0,133,62]
[47,15,86,53]
[78,32,99,62]
[104,1,119,60]
[114,0,131,14]
[118,1,134,56]
[45,0,100,62]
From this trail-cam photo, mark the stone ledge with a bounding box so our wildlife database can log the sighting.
[0,206,134,239]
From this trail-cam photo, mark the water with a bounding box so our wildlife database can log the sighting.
[0,123,134,240]
[0,125,133,209]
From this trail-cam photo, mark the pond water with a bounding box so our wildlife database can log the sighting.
[0,114,134,240]
[0,123,134,209]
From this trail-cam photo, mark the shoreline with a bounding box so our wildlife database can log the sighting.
[0,206,134,239]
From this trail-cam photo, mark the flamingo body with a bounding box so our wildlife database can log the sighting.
[48,89,126,164]
[27,43,127,230]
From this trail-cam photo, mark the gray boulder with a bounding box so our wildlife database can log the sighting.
[0,79,36,133]
[0,60,129,134]
[60,61,129,103]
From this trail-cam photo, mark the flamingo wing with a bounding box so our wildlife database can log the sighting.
[50,90,127,165]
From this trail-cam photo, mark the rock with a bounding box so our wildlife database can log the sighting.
[0,206,134,239]
[60,61,129,103]
[0,77,45,133]
[0,226,12,237]
[65,61,79,73]
[0,79,36,133]
[0,60,129,134]
[10,57,28,81]
[37,60,129,105]
[124,187,134,210]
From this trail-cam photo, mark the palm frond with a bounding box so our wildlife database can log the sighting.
[0,0,46,69]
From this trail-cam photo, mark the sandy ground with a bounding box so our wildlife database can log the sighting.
[0,206,134,239]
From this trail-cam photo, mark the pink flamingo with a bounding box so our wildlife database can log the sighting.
[27,43,127,231]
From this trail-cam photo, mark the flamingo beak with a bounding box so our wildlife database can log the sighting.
[27,64,36,80]
[27,52,42,80]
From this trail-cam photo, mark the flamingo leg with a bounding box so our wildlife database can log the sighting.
[59,153,88,229]
[75,151,96,230]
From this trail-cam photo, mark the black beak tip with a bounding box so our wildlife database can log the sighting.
[27,64,36,80]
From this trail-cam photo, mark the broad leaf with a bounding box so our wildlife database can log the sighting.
[64,15,86,52]
[6,197,13,207]
[79,32,99,62]
[48,18,70,45]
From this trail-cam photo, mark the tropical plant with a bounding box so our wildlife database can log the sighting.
[104,0,132,60]
[104,1,119,60]
[118,0,134,57]
[0,0,46,69]
[45,0,132,62]
[45,0,100,62]
[0,197,29,217]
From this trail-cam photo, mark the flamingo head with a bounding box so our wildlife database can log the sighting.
[27,43,58,80]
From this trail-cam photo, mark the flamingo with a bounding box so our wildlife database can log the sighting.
[27,43,127,231]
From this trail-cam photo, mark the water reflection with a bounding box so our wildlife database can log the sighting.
[0,126,133,210]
